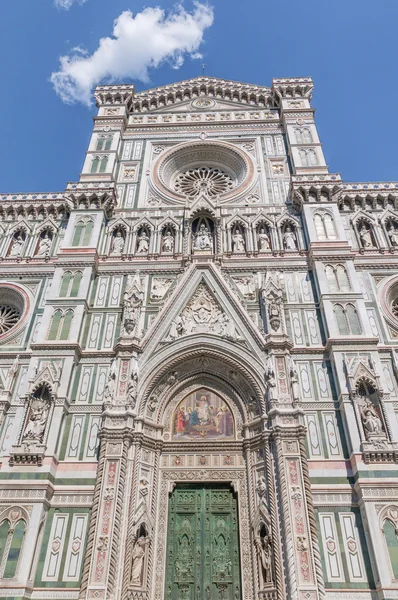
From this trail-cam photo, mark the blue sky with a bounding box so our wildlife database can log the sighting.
[1,0,397,192]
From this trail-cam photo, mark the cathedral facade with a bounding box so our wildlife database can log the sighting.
[0,76,398,600]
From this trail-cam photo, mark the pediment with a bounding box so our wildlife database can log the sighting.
[141,264,265,357]
[132,76,271,113]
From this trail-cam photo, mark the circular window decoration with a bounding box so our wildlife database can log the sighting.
[152,140,256,203]
[191,98,216,110]
[0,305,20,334]
[174,167,234,198]
[0,284,30,343]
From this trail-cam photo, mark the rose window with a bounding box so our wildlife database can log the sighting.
[392,298,398,319]
[174,167,234,198]
[0,304,21,334]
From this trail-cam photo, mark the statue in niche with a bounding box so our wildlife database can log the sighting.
[111,230,125,255]
[162,230,174,253]
[22,391,50,443]
[10,233,24,257]
[358,224,374,248]
[265,361,277,402]
[131,533,150,586]
[127,369,138,408]
[290,361,300,402]
[256,476,267,502]
[104,358,116,401]
[283,226,297,250]
[36,232,52,257]
[360,398,385,438]
[232,229,245,252]
[258,228,271,251]
[193,223,213,251]
[123,273,143,335]
[255,527,273,586]
[137,230,150,253]
[266,288,283,332]
[388,223,398,246]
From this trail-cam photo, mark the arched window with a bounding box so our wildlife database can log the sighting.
[308,149,318,165]
[294,129,303,144]
[0,518,26,579]
[72,221,94,247]
[59,272,72,297]
[90,156,108,174]
[48,310,63,340]
[383,519,398,578]
[3,520,25,578]
[96,135,112,152]
[336,265,350,291]
[59,310,73,340]
[70,272,82,297]
[48,310,73,341]
[325,265,338,292]
[334,303,361,335]
[303,128,313,143]
[334,304,349,335]
[346,304,361,335]
[299,149,308,167]
[314,211,337,240]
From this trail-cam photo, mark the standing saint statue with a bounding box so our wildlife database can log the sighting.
[111,230,125,255]
[232,229,245,252]
[162,230,174,253]
[358,225,374,248]
[131,536,150,586]
[258,228,270,251]
[36,233,52,257]
[388,224,398,246]
[137,231,150,253]
[10,233,24,257]
[283,226,297,250]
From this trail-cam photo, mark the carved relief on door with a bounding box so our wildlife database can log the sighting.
[165,485,241,600]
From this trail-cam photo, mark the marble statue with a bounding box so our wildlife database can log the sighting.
[127,370,138,408]
[151,278,172,301]
[232,229,245,252]
[258,228,270,251]
[255,533,273,585]
[131,536,150,586]
[283,226,297,250]
[388,225,398,246]
[111,230,125,255]
[359,225,374,248]
[290,361,300,402]
[162,231,174,253]
[123,273,144,335]
[22,396,49,443]
[360,399,384,438]
[193,224,212,251]
[137,231,150,253]
[10,233,24,257]
[37,233,52,257]
[235,277,255,299]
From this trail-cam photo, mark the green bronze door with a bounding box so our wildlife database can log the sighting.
[165,484,241,600]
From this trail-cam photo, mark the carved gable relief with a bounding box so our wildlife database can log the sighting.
[164,283,241,342]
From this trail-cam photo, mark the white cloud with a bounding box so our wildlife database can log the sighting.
[54,0,87,9]
[50,3,214,106]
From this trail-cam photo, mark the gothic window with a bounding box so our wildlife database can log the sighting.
[96,135,112,152]
[174,166,234,198]
[314,211,337,240]
[299,149,308,166]
[48,309,74,341]
[325,265,350,292]
[90,155,108,174]
[294,127,312,144]
[59,271,82,298]
[72,220,94,247]
[383,519,398,578]
[299,148,318,167]
[334,303,361,335]
[0,518,26,579]
[308,149,318,165]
